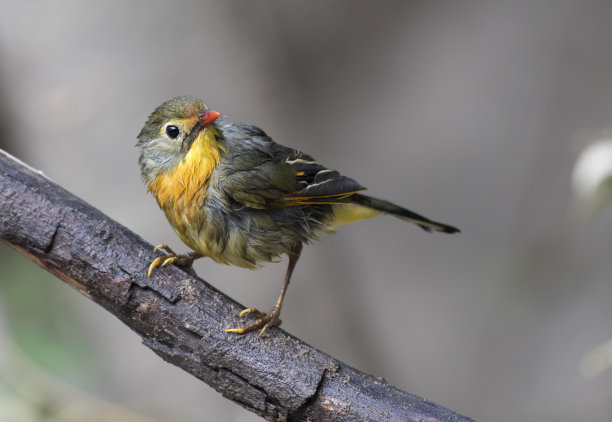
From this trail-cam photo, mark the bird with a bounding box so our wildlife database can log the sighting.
[137,96,459,336]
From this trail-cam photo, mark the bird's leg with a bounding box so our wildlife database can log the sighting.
[226,244,302,336]
[147,244,203,277]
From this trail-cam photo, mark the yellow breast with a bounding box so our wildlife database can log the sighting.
[147,128,222,248]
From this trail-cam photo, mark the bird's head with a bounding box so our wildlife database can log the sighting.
[137,96,221,183]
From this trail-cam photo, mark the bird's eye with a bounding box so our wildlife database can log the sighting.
[166,125,180,139]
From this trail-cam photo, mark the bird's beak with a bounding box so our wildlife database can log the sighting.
[181,110,221,152]
[200,110,221,126]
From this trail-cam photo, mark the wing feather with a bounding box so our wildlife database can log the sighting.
[284,154,365,205]
[215,126,365,209]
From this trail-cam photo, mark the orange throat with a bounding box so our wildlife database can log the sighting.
[147,128,222,208]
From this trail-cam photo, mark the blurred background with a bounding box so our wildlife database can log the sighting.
[2,1,612,421]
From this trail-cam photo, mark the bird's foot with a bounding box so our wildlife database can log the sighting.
[225,306,282,336]
[147,244,202,277]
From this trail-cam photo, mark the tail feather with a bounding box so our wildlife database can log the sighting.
[350,194,460,234]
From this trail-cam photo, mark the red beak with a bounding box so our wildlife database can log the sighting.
[200,110,221,126]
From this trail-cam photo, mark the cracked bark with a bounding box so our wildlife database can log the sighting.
[0,149,477,422]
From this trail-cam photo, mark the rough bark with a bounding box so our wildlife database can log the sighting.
[0,149,476,422]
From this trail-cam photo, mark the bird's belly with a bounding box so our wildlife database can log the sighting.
[166,205,291,269]
[162,194,332,269]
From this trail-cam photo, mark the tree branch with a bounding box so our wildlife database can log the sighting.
[0,149,476,422]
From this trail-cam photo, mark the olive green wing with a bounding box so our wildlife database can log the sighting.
[219,159,296,209]
[215,125,365,209]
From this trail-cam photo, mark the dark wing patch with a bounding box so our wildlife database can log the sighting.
[283,156,366,205]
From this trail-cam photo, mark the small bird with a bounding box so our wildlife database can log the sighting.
[137,96,459,335]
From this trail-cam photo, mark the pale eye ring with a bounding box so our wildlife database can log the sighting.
[166,125,180,139]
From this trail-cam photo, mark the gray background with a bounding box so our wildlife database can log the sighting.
[1,1,612,421]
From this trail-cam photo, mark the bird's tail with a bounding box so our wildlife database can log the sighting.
[350,193,460,233]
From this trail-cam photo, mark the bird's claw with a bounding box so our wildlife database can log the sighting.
[153,244,176,255]
[147,245,202,277]
[161,256,176,267]
[147,257,163,277]
[239,308,265,318]
[226,307,281,336]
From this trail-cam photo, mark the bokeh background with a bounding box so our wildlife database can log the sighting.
[2,1,612,421]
